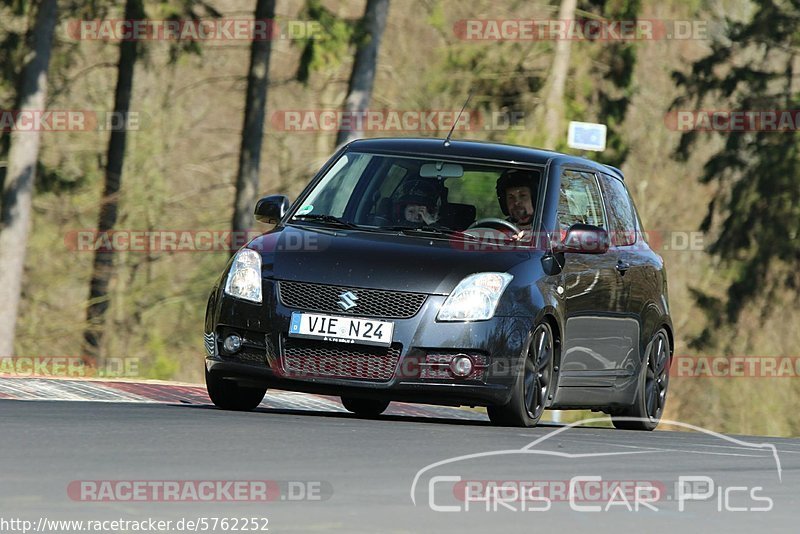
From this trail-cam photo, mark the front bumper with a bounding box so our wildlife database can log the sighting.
[205,280,534,407]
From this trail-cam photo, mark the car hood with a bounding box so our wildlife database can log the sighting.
[248,225,532,295]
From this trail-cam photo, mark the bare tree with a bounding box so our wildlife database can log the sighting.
[334,0,390,147]
[231,0,276,236]
[542,0,577,150]
[0,0,58,356]
[83,0,145,361]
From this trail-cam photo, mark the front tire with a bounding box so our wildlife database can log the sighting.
[341,397,390,417]
[612,328,671,431]
[205,367,266,411]
[488,322,555,427]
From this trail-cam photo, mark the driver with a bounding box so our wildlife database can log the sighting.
[496,169,539,239]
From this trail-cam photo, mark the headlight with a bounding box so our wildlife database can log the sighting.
[224,248,262,303]
[437,272,513,321]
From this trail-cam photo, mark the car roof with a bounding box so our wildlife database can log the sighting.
[345,137,624,180]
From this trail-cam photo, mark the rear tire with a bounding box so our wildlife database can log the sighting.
[487,322,555,428]
[612,328,671,431]
[341,397,390,417]
[205,367,266,411]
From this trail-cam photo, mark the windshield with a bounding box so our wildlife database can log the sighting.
[289,152,544,241]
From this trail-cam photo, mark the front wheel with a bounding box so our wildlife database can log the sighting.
[612,328,671,431]
[487,322,555,427]
[205,367,266,411]
[341,397,390,418]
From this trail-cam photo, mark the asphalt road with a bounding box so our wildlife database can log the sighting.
[1,399,799,533]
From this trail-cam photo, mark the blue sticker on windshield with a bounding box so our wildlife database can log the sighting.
[297,204,314,215]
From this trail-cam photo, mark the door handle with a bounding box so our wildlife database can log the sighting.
[616,260,630,274]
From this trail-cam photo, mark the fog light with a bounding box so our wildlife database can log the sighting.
[223,334,243,354]
[449,355,473,377]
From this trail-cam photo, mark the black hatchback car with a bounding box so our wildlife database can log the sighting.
[204,138,673,429]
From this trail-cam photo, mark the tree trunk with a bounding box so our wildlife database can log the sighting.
[0,0,58,356]
[334,0,390,147]
[542,0,577,150]
[82,0,144,362]
[231,0,276,236]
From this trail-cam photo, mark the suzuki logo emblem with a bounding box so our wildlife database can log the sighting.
[337,291,358,311]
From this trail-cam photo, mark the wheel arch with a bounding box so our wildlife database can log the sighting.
[640,301,673,360]
[661,321,675,360]
[534,307,562,355]
[535,308,562,404]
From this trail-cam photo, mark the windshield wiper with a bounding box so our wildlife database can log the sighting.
[290,217,479,241]
[291,214,361,229]
[384,225,480,241]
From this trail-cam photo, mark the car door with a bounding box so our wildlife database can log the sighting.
[598,172,647,372]
[557,170,630,387]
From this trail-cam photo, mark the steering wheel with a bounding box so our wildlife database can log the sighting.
[466,217,522,235]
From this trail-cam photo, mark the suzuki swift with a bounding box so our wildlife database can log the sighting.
[204,138,673,429]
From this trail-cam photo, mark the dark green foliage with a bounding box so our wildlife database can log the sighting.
[570,0,640,167]
[672,0,800,347]
[440,44,545,109]
[35,161,90,195]
[295,0,355,84]
[0,31,23,95]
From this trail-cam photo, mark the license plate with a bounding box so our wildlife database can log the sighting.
[289,312,394,347]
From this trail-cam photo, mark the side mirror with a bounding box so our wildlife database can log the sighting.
[554,223,610,254]
[254,195,290,224]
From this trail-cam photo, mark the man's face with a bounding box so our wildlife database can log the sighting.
[505,186,533,225]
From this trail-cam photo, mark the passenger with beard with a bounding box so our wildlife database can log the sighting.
[495,169,540,241]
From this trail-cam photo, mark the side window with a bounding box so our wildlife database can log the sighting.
[557,170,605,233]
[302,153,372,218]
[598,173,637,246]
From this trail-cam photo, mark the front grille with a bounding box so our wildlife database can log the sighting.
[281,337,402,381]
[277,281,426,319]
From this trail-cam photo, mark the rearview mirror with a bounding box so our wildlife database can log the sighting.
[254,195,290,224]
[554,223,610,254]
[419,162,464,178]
